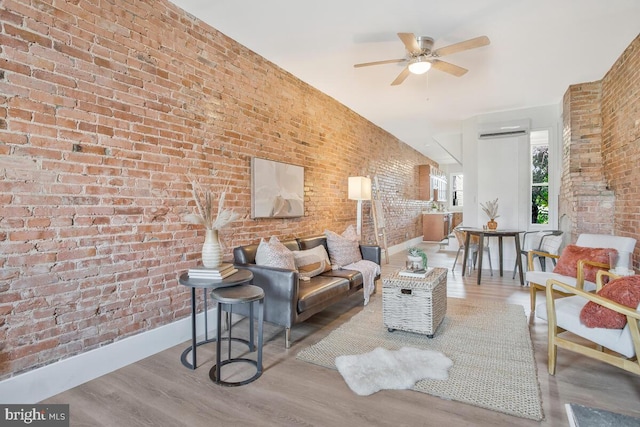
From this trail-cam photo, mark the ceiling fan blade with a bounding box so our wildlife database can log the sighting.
[431,59,468,77]
[397,32,422,55]
[354,58,406,68]
[391,67,411,86]
[434,36,490,57]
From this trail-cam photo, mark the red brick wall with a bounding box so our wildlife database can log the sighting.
[0,0,434,378]
[559,34,639,264]
[601,34,640,264]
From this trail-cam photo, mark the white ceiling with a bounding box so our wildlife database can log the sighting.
[168,0,640,165]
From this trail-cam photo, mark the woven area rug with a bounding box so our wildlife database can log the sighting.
[296,296,544,421]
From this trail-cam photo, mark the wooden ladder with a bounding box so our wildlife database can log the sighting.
[370,175,389,264]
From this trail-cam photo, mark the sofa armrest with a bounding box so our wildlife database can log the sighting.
[233,264,298,328]
[360,245,382,265]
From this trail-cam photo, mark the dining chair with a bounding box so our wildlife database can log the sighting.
[512,230,563,279]
[452,227,493,276]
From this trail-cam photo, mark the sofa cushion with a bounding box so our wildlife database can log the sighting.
[325,227,362,267]
[322,269,363,289]
[553,245,616,283]
[297,235,329,252]
[297,276,350,313]
[580,276,640,329]
[292,245,332,278]
[255,236,296,270]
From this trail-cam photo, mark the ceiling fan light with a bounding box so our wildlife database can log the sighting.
[408,57,432,75]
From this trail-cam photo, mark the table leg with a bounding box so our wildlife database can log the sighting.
[227,304,233,362]
[462,232,471,275]
[215,301,222,383]
[257,299,264,374]
[498,236,504,277]
[515,234,525,285]
[203,288,208,341]
[249,299,255,351]
[476,234,484,285]
[190,287,197,369]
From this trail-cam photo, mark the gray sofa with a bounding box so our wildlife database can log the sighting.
[233,234,381,348]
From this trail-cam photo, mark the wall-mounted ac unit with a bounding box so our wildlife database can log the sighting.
[478,119,530,140]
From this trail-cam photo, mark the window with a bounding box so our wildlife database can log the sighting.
[530,130,549,224]
[451,173,463,207]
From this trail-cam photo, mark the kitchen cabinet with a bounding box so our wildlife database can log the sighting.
[422,213,452,242]
[418,165,447,201]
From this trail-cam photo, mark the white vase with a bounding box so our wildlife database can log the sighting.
[202,229,222,268]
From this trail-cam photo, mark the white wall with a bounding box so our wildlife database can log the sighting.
[461,104,562,268]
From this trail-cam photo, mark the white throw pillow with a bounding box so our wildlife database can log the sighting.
[292,245,332,278]
[255,236,296,270]
[324,227,362,267]
[540,234,563,255]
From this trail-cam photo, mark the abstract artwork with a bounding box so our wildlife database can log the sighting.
[251,158,304,218]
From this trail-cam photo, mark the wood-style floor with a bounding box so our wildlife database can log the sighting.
[43,240,640,426]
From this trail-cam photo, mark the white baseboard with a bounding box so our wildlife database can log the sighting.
[387,236,425,256]
[0,307,220,404]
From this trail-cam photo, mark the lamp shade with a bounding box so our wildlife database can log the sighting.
[408,57,431,75]
[348,176,372,200]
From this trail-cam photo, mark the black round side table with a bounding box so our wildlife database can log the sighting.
[209,284,265,386]
[178,269,253,369]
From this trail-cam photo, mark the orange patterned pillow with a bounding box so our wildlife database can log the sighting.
[553,245,617,283]
[580,276,640,329]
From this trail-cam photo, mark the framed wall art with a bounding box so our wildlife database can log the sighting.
[251,157,304,218]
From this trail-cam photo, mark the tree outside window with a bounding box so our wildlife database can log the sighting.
[531,131,549,224]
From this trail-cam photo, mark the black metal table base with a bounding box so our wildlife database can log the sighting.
[208,358,262,387]
[180,336,250,370]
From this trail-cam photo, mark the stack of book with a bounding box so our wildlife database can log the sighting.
[188,263,237,280]
[399,268,432,278]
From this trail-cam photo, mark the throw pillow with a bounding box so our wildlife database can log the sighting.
[324,228,362,267]
[580,276,640,329]
[255,236,296,270]
[540,234,563,255]
[553,245,617,283]
[292,245,332,278]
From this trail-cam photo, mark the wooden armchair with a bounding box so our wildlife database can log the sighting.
[526,234,636,312]
[537,271,640,375]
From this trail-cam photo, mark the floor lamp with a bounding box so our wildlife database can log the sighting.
[348,176,372,238]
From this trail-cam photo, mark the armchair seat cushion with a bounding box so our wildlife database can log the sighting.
[536,296,636,358]
[526,271,597,292]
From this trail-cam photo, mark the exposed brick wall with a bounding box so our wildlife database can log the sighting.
[559,82,615,241]
[0,0,434,378]
[601,34,640,265]
[559,34,639,264]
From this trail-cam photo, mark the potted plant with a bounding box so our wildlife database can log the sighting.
[407,247,428,270]
[480,198,500,230]
[184,173,242,268]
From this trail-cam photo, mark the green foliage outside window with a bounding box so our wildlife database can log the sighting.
[531,145,549,224]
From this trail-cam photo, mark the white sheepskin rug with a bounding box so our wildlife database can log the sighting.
[335,346,453,396]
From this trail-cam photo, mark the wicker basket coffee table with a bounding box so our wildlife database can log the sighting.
[382,267,448,338]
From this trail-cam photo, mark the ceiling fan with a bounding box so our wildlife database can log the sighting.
[354,33,490,85]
